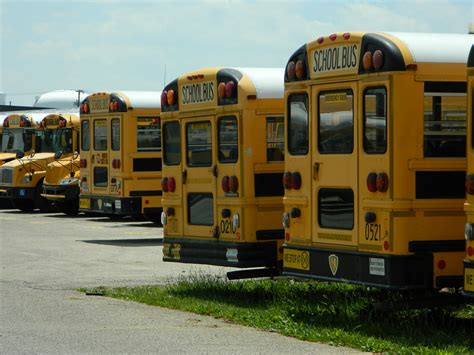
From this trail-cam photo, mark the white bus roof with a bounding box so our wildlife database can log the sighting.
[0,108,79,125]
[236,68,284,99]
[385,32,474,64]
[114,91,162,109]
[34,90,89,109]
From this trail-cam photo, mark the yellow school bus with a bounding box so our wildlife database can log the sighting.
[464,44,474,297]
[282,32,473,290]
[41,151,81,215]
[78,91,163,221]
[1,114,38,166]
[160,67,285,277]
[0,113,80,211]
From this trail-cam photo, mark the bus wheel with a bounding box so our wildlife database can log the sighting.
[58,199,79,216]
[34,181,56,213]
[13,199,35,212]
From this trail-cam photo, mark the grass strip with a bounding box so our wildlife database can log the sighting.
[82,275,474,353]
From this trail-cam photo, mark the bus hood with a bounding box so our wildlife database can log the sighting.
[0,152,17,165]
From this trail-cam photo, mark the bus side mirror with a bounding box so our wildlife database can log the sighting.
[54,150,63,160]
[16,151,25,159]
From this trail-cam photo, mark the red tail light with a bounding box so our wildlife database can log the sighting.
[466,174,474,194]
[291,172,302,190]
[19,120,25,127]
[161,91,168,106]
[329,33,337,41]
[225,82,235,98]
[80,159,87,168]
[167,90,175,105]
[376,172,389,192]
[437,260,446,270]
[295,60,305,80]
[112,159,121,169]
[367,173,377,192]
[168,177,176,192]
[3,119,8,127]
[222,176,230,193]
[229,176,238,193]
[468,246,473,256]
[283,172,292,189]
[287,61,296,80]
[373,50,384,70]
[363,51,373,71]
[218,83,226,99]
[161,177,169,192]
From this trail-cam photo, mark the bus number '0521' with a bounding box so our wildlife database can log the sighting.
[365,223,381,241]
[220,220,236,234]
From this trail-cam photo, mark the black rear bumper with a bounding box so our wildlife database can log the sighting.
[79,195,141,216]
[283,244,463,290]
[163,237,278,268]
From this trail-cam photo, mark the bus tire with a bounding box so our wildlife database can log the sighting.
[58,199,79,215]
[13,199,35,212]
[34,180,55,213]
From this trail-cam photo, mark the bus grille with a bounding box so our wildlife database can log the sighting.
[0,168,13,184]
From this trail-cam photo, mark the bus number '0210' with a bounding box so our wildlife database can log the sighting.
[365,223,381,241]
[220,220,236,235]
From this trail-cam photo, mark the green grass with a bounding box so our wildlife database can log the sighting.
[82,275,474,353]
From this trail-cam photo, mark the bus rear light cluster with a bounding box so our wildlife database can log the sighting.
[286,60,306,80]
[367,172,389,192]
[109,101,120,112]
[59,118,67,127]
[217,81,235,99]
[222,175,238,193]
[468,246,473,257]
[283,172,301,190]
[362,49,384,71]
[80,103,90,114]
[112,159,121,169]
[466,174,474,194]
[161,90,175,106]
[161,177,176,193]
[80,159,87,168]
[437,260,446,270]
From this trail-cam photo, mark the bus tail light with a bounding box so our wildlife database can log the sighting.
[367,172,377,192]
[466,174,474,194]
[376,173,389,192]
[295,60,305,80]
[285,232,290,242]
[161,177,169,193]
[225,82,235,98]
[291,172,301,190]
[19,120,25,127]
[468,246,473,257]
[373,50,384,70]
[437,260,446,270]
[363,51,373,71]
[3,118,9,127]
[167,90,175,105]
[229,176,238,193]
[80,159,87,168]
[383,241,389,251]
[283,172,292,189]
[161,91,168,106]
[167,177,176,192]
[286,61,296,80]
[112,159,121,169]
[218,83,226,99]
[465,223,474,240]
[222,176,230,193]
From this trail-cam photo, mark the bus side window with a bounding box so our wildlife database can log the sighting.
[423,82,466,158]
[266,116,284,161]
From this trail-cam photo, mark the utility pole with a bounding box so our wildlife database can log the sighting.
[75,89,84,107]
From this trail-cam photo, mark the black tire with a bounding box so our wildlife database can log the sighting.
[58,199,79,215]
[13,199,35,212]
[34,180,56,212]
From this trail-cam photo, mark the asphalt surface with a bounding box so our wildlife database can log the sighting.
[0,209,358,353]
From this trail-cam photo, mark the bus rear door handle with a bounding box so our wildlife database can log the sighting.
[211,165,218,177]
[313,162,322,180]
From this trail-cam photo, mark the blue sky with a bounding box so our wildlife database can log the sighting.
[1,0,473,105]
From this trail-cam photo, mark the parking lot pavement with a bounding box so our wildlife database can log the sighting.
[0,209,358,353]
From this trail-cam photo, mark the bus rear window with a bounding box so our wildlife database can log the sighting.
[288,93,308,155]
[81,120,90,151]
[424,89,466,158]
[188,193,213,225]
[163,121,180,165]
[218,116,238,163]
[267,116,284,161]
[187,121,212,167]
[363,87,387,154]
[137,118,161,152]
[318,188,354,230]
[94,120,107,151]
[111,119,120,151]
[319,89,354,154]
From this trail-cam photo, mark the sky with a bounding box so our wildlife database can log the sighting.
[1,0,473,106]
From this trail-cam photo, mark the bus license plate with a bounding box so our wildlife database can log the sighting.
[283,249,310,271]
[465,268,474,292]
[80,198,91,209]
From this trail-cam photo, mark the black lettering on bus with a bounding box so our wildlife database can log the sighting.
[351,45,357,67]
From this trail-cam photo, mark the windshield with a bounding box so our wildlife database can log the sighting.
[1,128,33,152]
[35,128,73,154]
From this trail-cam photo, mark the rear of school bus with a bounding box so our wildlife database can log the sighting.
[0,113,79,212]
[161,67,285,274]
[464,44,474,297]
[42,150,80,215]
[283,32,473,290]
[79,92,163,220]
